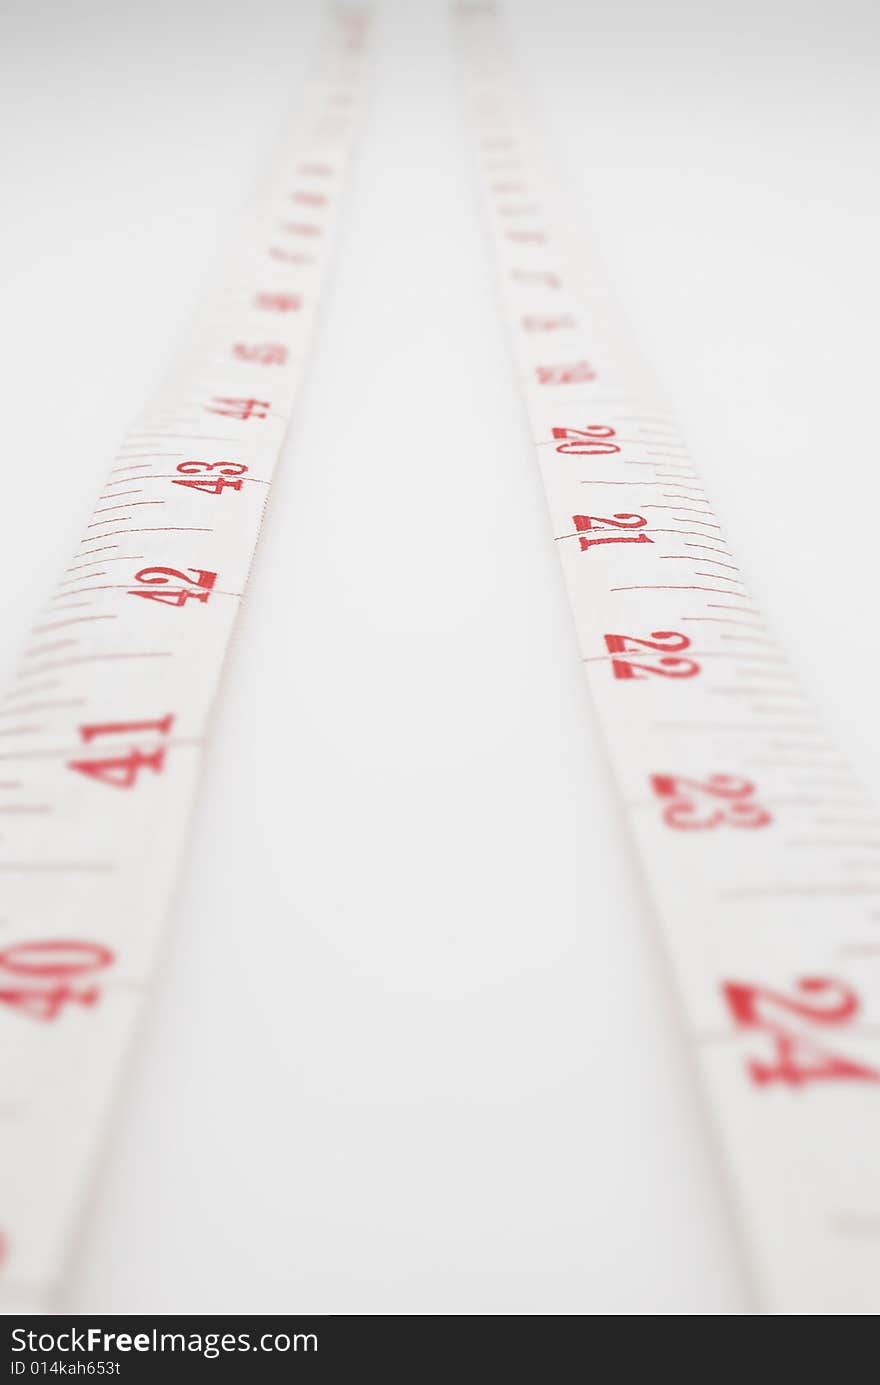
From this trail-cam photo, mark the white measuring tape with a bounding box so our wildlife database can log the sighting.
[454,3,880,1315]
[0,6,370,1314]
[2,0,878,1320]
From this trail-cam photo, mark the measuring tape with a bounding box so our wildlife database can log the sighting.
[454,3,880,1315]
[2,0,878,1320]
[0,6,370,1313]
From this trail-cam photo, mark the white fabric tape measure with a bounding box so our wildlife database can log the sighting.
[1,0,878,1318]
[0,5,370,1315]
[453,2,880,1316]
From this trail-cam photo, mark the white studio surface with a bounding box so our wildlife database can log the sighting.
[1,0,879,1316]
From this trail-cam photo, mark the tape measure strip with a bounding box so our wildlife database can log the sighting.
[0,6,370,1313]
[454,4,880,1314]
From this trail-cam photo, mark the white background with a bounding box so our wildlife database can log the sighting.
[0,0,878,1314]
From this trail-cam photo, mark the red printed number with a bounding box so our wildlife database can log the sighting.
[268,247,312,266]
[553,425,618,455]
[69,715,174,788]
[172,461,248,496]
[723,977,880,1086]
[207,397,269,420]
[232,343,288,365]
[0,940,114,1021]
[604,631,700,680]
[128,566,216,607]
[523,315,575,333]
[651,773,771,829]
[78,715,173,743]
[536,362,596,385]
[570,513,652,552]
[254,292,301,312]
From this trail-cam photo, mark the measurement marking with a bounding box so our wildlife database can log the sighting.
[0,701,84,718]
[2,682,60,702]
[661,556,740,571]
[684,542,734,555]
[708,604,762,615]
[681,617,764,629]
[79,526,212,544]
[65,557,144,573]
[92,502,162,515]
[22,640,79,659]
[49,584,241,599]
[641,504,716,517]
[31,616,117,634]
[114,474,271,487]
[65,546,119,561]
[638,527,733,543]
[14,652,171,678]
[610,585,750,596]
